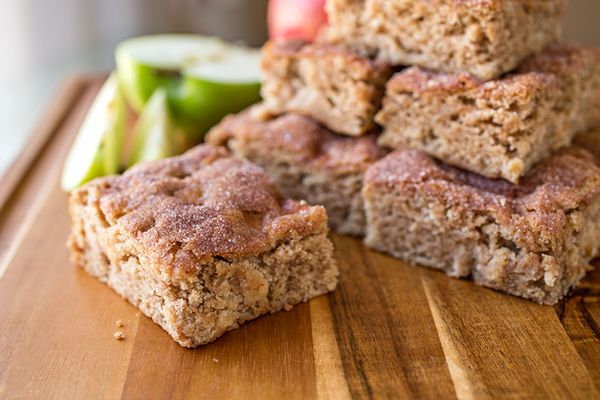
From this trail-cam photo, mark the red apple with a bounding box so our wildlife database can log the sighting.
[268,0,328,41]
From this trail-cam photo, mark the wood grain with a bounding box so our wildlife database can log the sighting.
[0,76,599,399]
[328,235,457,399]
[310,295,352,400]
[421,268,599,400]
[0,185,139,399]
[557,263,600,392]
[120,302,317,400]
[0,79,103,276]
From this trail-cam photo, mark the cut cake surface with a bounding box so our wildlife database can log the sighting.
[260,39,392,136]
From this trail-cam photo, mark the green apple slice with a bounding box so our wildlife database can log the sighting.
[115,34,262,141]
[127,88,190,167]
[60,72,126,191]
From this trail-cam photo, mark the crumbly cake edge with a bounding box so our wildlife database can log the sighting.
[374,44,600,183]
[68,190,339,347]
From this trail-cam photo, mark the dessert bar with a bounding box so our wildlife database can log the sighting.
[375,43,600,183]
[362,147,600,305]
[324,0,565,80]
[68,145,338,347]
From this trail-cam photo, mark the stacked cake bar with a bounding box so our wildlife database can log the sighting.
[208,0,600,305]
[206,41,392,237]
[375,43,600,183]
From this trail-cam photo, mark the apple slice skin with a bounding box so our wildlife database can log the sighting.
[116,58,182,113]
[128,88,191,168]
[75,148,105,189]
[103,83,127,176]
[171,78,261,139]
[60,72,126,192]
[116,35,262,142]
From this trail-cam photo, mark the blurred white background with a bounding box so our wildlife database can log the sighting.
[0,0,597,179]
[0,0,268,179]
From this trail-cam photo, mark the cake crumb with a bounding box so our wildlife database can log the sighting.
[116,320,123,327]
[249,103,272,121]
[114,332,124,340]
[206,110,388,237]
[375,43,600,182]
[213,358,219,363]
[283,304,293,311]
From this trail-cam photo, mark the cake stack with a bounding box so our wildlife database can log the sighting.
[207,0,600,305]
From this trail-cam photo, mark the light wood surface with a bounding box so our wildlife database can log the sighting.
[1,77,600,399]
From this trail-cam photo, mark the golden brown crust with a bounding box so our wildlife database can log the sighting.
[573,126,600,163]
[387,43,600,96]
[376,42,600,183]
[386,66,557,100]
[450,0,554,9]
[207,107,388,237]
[365,148,600,252]
[71,144,329,277]
[207,106,388,175]
[354,0,556,10]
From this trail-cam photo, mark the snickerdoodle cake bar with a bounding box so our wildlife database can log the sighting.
[362,147,600,305]
[375,43,600,183]
[67,144,338,347]
[206,106,388,236]
[324,0,565,80]
[260,39,392,136]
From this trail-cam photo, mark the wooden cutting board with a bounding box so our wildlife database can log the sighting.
[1,76,599,400]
